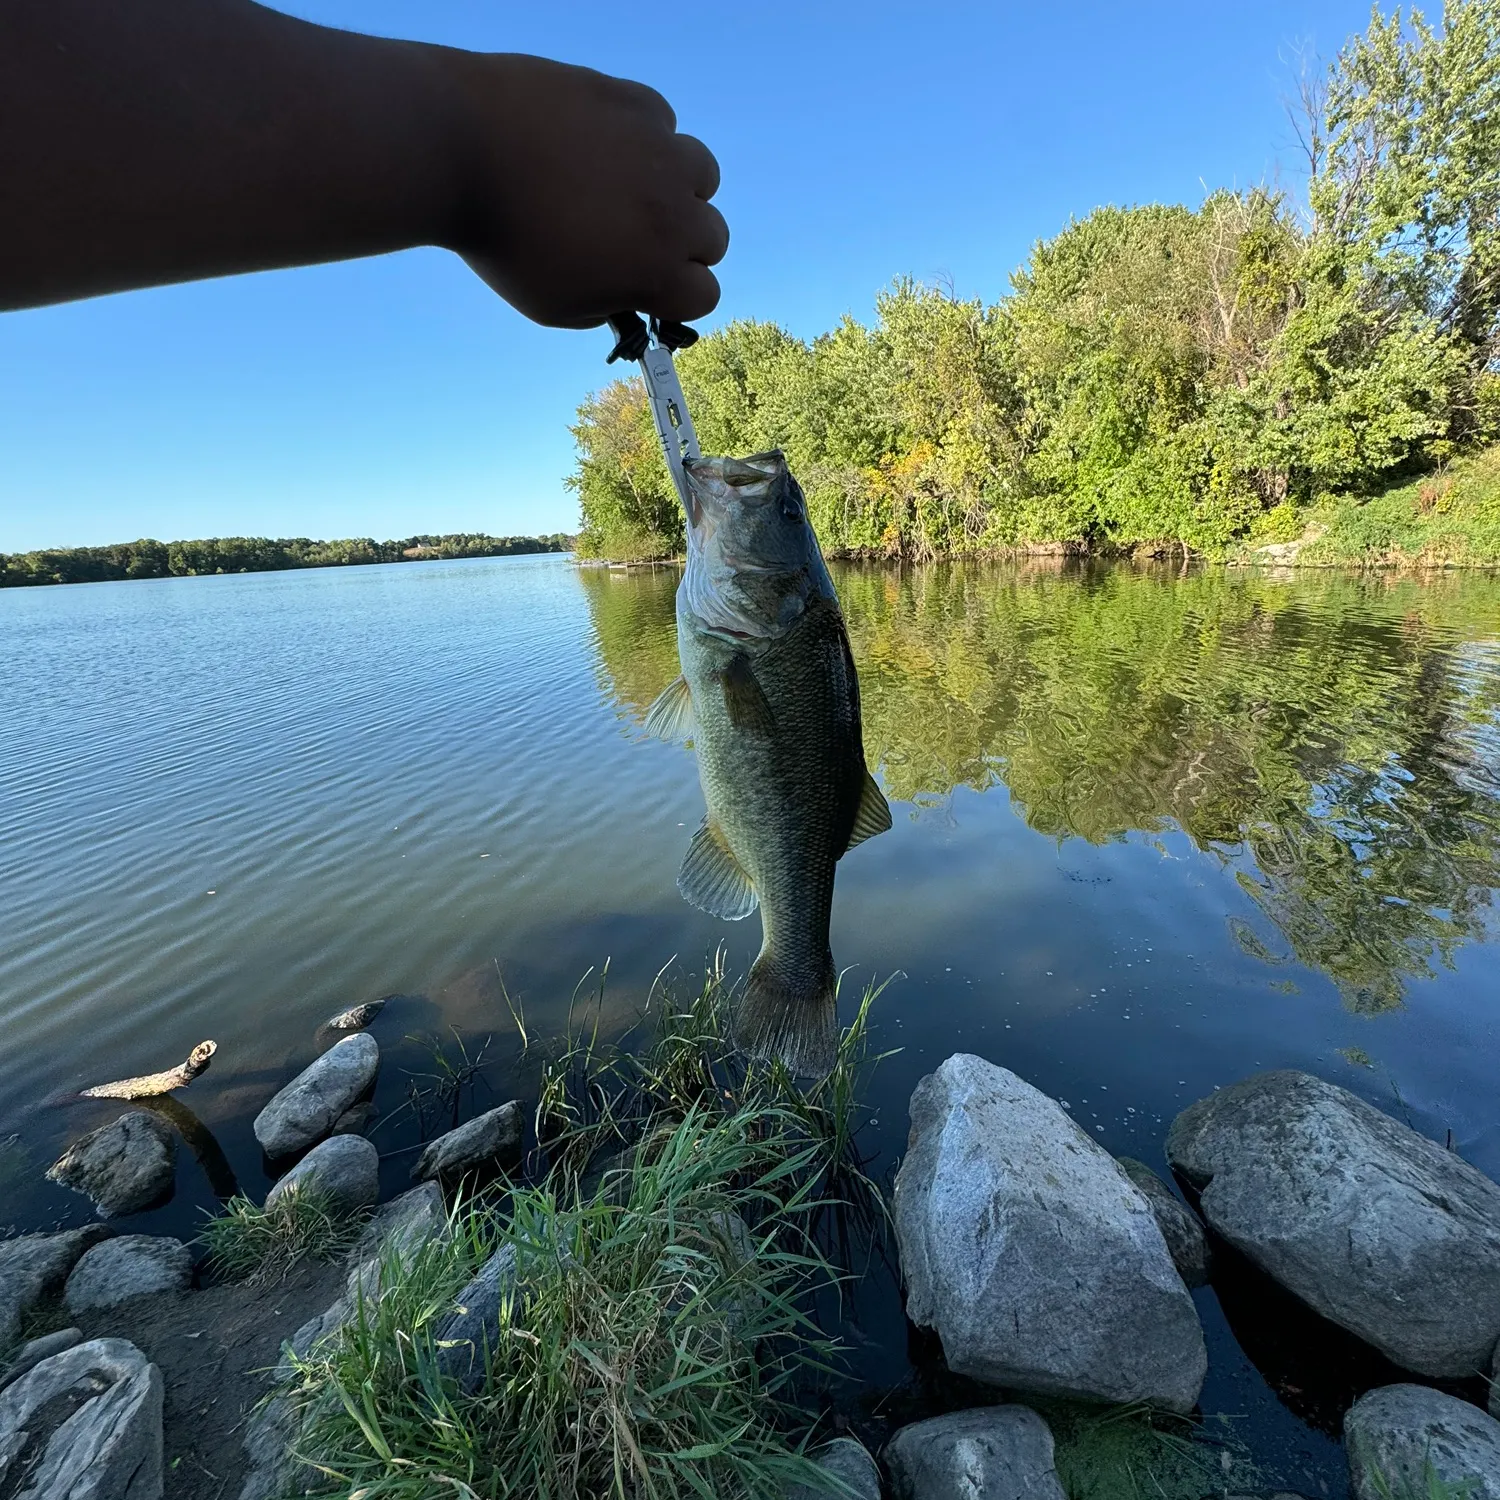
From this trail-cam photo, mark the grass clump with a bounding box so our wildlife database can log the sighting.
[201,1187,366,1284]
[284,1106,853,1500]
[272,963,894,1499]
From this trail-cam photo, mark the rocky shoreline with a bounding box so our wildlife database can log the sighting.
[6,1023,1500,1500]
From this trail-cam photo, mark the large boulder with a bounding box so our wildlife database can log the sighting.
[884,1406,1066,1500]
[893,1054,1206,1411]
[253,1034,379,1158]
[0,1337,163,1500]
[265,1134,379,1215]
[0,1227,111,1348]
[1345,1385,1500,1500]
[64,1236,192,1314]
[47,1113,175,1216]
[1116,1157,1209,1288]
[783,1437,882,1500]
[1167,1070,1500,1376]
[410,1101,524,1183]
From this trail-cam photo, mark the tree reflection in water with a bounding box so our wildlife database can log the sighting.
[580,560,1500,1016]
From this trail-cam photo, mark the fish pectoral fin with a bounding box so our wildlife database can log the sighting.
[719,654,775,736]
[843,768,893,853]
[678,819,758,920]
[644,675,695,742]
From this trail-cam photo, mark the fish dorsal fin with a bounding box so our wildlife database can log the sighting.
[678,819,758,920]
[644,675,695,742]
[843,768,892,853]
[720,654,775,736]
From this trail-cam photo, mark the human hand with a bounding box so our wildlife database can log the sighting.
[443,54,728,329]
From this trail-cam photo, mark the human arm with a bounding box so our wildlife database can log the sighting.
[0,0,728,324]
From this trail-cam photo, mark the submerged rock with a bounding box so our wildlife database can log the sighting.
[783,1436,882,1500]
[0,1337,163,1500]
[1167,1070,1500,1376]
[64,1235,192,1313]
[410,1101,524,1183]
[265,1134,379,1215]
[320,1000,385,1033]
[253,1034,379,1158]
[47,1112,176,1216]
[1116,1157,1209,1288]
[1345,1385,1500,1500]
[894,1054,1206,1411]
[0,1226,112,1348]
[884,1406,1067,1500]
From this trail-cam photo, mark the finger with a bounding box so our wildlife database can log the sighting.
[684,200,730,268]
[610,74,676,134]
[674,133,721,200]
[647,262,721,324]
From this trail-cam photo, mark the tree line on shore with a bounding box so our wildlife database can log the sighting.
[0,532,574,587]
[572,1,1500,561]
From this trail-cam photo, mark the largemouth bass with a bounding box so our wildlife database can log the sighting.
[645,451,890,1076]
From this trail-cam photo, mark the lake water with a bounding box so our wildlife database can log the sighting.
[3,554,1499,1490]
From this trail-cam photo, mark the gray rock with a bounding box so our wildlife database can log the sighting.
[239,1392,312,1500]
[1345,1384,1500,1500]
[0,1337,163,1500]
[1117,1157,1210,1288]
[784,1436,882,1499]
[434,1245,520,1393]
[1167,1070,1500,1376]
[278,1183,448,1381]
[0,1227,112,1349]
[253,1034,379,1158]
[320,1001,385,1033]
[0,1329,83,1391]
[410,1101,524,1182]
[884,1406,1066,1500]
[265,1135,379,1215]
[46,1113,176,1217]
[64,1236,192,1313]
[894,1055,1206,1411]
[1492,1343,1500,1420]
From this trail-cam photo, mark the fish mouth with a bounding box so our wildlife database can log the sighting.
[683,452,787,542]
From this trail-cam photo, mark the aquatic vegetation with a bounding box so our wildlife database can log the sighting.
[1043,1402,1256,1500]
[201,1188,367,1285]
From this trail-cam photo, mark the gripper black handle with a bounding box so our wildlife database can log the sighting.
[605,313,699,362]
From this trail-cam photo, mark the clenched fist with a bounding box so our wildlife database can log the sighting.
[0,1,728,327]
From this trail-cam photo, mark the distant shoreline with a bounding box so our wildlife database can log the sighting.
[0,532,576,589]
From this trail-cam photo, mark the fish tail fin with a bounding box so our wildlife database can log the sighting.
[733,950,839,1080]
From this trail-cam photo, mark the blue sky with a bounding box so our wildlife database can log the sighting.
[0,0,1376,552]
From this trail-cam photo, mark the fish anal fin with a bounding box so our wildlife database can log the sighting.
[843,768,892,852]
[719,654,775,736]
[678,819,758,920]
[644,675,695,742]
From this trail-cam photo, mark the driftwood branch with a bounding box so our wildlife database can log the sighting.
[79,1040,217,1099]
